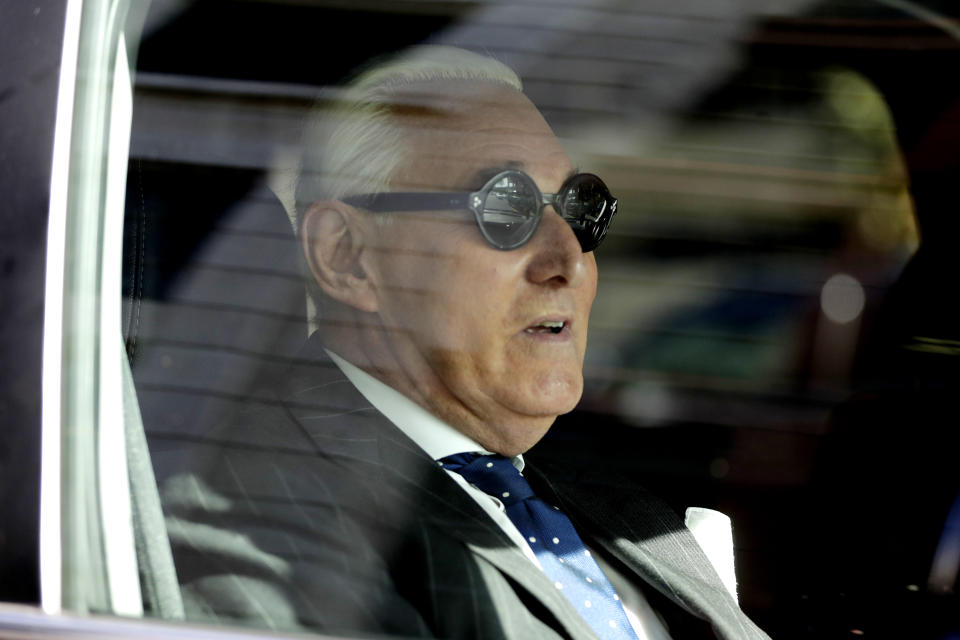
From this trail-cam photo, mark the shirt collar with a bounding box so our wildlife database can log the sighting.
[325,348,525,472]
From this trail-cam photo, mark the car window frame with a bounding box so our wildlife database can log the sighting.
[41,0,148,618]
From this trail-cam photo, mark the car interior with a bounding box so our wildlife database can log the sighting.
[0,1,958,638]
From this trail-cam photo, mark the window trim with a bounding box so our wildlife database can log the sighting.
[41,0,142,617]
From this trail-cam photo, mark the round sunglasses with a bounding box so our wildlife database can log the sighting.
[342,170,617,252]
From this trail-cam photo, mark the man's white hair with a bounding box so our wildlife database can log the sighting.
[293,46,522,229]
[287,46,522,327]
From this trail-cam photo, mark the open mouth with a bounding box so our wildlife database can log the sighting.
[524,320,566,335]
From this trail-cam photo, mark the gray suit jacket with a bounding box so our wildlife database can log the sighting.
[157,336,770,639]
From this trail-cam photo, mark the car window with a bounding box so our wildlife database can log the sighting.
[4,1,958,638]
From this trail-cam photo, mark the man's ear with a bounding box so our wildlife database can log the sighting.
[300,200,379,313]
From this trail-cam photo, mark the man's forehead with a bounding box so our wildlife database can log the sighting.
[387,81,573,191]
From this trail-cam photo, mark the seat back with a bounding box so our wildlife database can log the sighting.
[121,159,306,617]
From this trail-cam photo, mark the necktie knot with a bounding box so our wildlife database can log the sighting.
[440,452,640,640]
[439,453,533,506]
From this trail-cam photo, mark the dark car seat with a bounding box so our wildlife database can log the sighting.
[121,159,307,618]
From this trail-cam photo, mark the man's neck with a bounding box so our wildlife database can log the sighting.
[325,348,525,471]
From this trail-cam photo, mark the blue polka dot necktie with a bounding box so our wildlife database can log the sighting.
[441,453,639,640]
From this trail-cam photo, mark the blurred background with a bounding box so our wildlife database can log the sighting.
[123,1,960,637]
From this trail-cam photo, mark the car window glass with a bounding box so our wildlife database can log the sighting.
[41,1,959,637]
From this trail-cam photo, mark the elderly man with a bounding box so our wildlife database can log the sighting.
[162,47,770,640]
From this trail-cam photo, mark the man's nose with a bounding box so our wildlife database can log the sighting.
[524,207,590,288]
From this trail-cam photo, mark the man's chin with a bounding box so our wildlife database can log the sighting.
[497,388,583,429]
[523,372,584,415]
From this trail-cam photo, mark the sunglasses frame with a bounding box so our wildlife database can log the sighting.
[341,170,617,252]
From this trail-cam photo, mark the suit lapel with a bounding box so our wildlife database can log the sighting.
[526,463,770,640]
[373,416,605,640]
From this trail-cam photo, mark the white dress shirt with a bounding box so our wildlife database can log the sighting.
[326,349,674,639]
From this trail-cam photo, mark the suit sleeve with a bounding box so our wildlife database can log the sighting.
[159,456,436,637]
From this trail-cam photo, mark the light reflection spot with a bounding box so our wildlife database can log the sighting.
[821,273,865,324]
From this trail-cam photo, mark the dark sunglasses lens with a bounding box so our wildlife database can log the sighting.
[560,174,616,252]
[480,174,540,248]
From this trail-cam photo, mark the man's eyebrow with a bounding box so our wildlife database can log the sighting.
[467,163,579,189]
[468,162,525,187]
